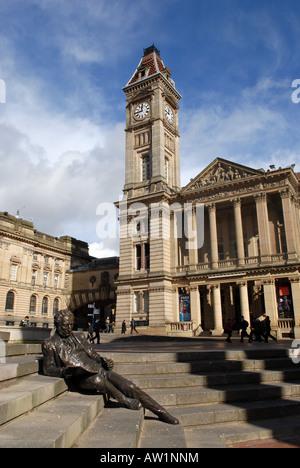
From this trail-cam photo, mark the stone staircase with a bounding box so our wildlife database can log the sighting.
[1,342,300,448]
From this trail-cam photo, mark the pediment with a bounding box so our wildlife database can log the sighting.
[183,158,265,193]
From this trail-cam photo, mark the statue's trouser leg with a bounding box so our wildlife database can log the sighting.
[75,370,179,424]
[75,371,141,410]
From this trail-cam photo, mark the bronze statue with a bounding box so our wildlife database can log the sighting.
[42,309,179,425]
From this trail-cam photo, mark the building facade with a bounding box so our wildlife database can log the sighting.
[0,211,90,329]
[115,45,300,337]
[67,257,119,331]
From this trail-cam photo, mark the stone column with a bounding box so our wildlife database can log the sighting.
[280,189,297,260]
[190,285,202,333]
[208,203,219,269]
[170,212,178,269]
[187,205,198,266]
[211,284,223,335]
[254,193,271,262]
[262,279,278,325]
[238,281,251,327]
[290,277,300,338]
[233,198,245,266]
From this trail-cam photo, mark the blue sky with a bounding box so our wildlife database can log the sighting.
[0,0,299,257]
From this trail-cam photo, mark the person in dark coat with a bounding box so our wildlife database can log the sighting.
[225,318,232,343]
[264,316,277,343]
[121,320,127,334]
[94,319,100,344]
[42,309,178,425]
[240,316,250,343]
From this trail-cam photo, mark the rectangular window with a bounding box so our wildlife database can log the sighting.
[136,245,142,270]
[134,292,140,313]
[10,264,18,281]
[142,154,151,181]
[32,270,37,286]
[43,273,48,288]
[144,243,150,270]
[136,243,150,271]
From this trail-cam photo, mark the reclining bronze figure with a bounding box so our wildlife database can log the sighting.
[42,309,179,425]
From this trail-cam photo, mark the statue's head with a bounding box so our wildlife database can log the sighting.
[54,309,74,337]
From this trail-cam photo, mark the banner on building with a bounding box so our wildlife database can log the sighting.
[179,294,191,322]
[277,285,294,319]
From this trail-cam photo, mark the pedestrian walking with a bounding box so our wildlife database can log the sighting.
[225,318,232,343]
[94,319,100,344]
[240,316,250,343]
[264,316,277,343]
[130,317,138,334]
[104,317,110,333]
[87,322,94,342]
[249,318,264,342]
[121,320,127,334]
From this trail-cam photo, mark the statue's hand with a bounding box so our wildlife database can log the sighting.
[62,367,79,378]
[103,358,114,371]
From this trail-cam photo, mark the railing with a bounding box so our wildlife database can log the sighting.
[166,321,193,333]
[278,318,295,331]
[175,253,292,274]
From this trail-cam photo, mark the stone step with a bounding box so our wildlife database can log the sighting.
[103,347,290,363]
[146,381,300,407]
[148,382,300,406]
[170,397,300,428]
[128,367,300,390]
[0,356,42,383]
[0,391,105,448]
[113,356,294,377]
[0,374,67,426]
[139,411,187,449]
[5,343,42,357]
[74,404,144,448]
[184,415,300,448]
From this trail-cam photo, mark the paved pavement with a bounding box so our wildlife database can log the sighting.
[91,334,300,448]
[93,332,292,353]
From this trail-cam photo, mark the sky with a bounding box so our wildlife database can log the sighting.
[0,0,299,258]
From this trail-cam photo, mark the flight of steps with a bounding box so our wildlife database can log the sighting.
[1,342,300,448]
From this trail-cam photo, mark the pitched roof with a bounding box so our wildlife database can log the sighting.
[125,45,174,88]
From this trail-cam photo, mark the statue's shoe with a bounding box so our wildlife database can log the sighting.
[157,410,179,425]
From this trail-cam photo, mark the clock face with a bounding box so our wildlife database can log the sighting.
[165,105,174,124]
[134,102,150,120]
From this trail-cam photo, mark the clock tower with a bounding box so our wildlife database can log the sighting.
[116,46,182,334]
[123,45,181,198]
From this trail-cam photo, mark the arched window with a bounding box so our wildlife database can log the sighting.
[5,291,15,311]
[29,295,37,313]
[41,296,48,315]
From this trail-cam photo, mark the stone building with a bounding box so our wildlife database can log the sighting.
[115,45,300,338]
[67,257,119,331]
[0,211,90,330]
